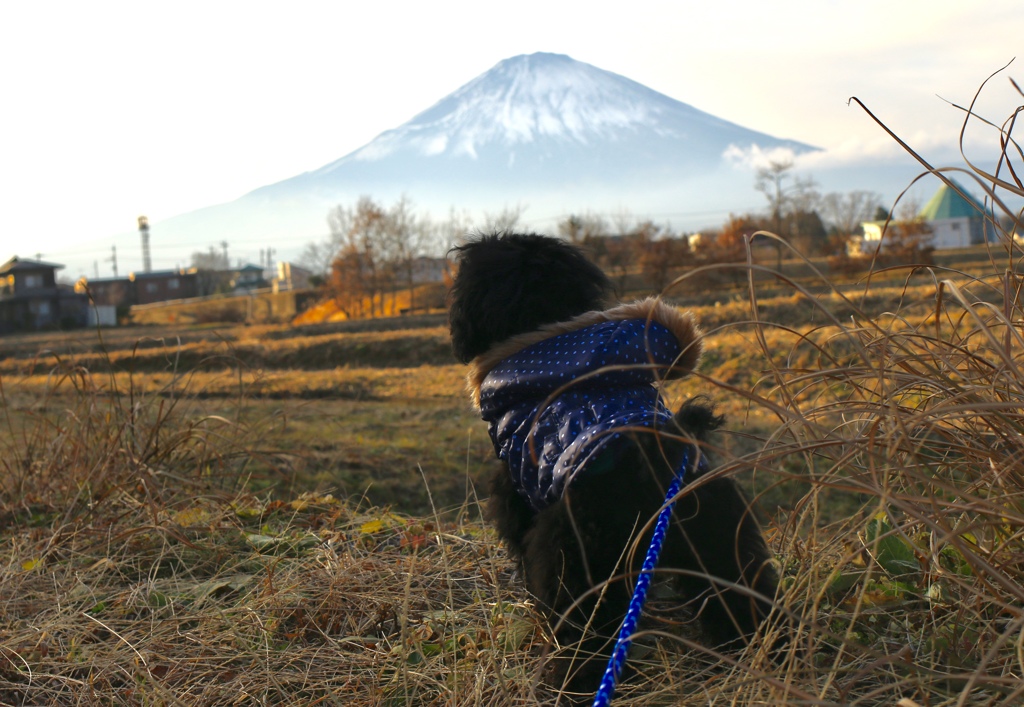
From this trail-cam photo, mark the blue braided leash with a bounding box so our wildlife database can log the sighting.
[591,448,692,707]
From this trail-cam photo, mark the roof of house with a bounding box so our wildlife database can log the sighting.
[919,180,990,220]
[1,256,64,274]
[77,276,132,285]
[129,269,189,280]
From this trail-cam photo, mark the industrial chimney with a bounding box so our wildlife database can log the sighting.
[138,215,152,273]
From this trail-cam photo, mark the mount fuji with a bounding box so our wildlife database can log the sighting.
[156,53,825,248]
[287,52,816,190]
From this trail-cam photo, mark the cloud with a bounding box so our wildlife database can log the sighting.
[722,131,980,174]
[722,144,800,171]
[795,131,995,172]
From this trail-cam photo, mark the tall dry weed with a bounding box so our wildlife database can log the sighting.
[653,68,1024,705]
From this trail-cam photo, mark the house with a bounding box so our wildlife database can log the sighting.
[0,256,88,333]
[75,276,134,308]
[859,179,996,251]
[271,262,312,293]
[130,269,198,305]
[917,180,997,248]
[230,264,268,293]
[75,276,135,327]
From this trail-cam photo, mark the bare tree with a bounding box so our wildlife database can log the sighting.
[887,197,934,261]
[600,213,651,292]
[325,202,366,316]
[387,196,434,313]
[558,215,586,243]
[481,204,526,233]
[323,197,389,316]
[701,214,757,265]
[755,159,793,235]
[611,209,636,239]
[557,212,609,244]
[640,227,690,292]
[355,197,396,316]
[331,245,367,318]
[190,246,231,295]
[819,190,883,253]
[190,246,229,271]
[436,206,473,283]
[323,195,447,318]
[437,206,473,252]
[299,205,356,282]
[754,159,818,266]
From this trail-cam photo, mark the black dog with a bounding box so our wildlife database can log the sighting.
[448,232,777,696]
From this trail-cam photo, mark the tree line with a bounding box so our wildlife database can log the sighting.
[299,197,529,318]
[300,160,938,317]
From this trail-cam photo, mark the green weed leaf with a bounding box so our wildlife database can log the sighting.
[865,516,919,576]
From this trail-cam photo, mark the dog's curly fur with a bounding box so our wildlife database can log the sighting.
[448,232,778,696]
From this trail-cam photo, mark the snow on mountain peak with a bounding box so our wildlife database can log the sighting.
[352,52,671,162]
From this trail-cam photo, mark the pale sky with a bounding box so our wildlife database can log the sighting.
[2,0,1021,278]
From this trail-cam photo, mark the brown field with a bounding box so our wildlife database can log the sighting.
[0,278,918,517]
[2,244,1024,705]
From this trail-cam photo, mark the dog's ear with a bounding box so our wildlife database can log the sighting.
[448,233,612,363]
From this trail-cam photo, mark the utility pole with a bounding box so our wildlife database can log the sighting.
[108,245,118,278]
[221,241,229,267]
[138,216,152,273]
[94,261,99,279]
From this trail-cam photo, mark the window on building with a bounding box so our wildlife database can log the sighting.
[168,278,179,290]
[146,282,158,293]
[24,273,43,288]
[37,301,51,315]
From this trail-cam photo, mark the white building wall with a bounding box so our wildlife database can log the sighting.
[860,217,977,250]
[929,218,972,249]
[862,222,883,244]
[87,305,117,326]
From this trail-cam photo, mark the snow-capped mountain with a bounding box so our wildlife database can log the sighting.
[266,52,815,197]
[320,52,813,174]
[155,52,824,246]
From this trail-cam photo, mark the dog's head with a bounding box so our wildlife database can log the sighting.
[447,232,613,363]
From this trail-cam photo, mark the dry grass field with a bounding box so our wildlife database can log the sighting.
[4,83,1024,702]
[4,240,1024,705]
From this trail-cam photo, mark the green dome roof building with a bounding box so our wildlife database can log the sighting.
[917,179,996,248]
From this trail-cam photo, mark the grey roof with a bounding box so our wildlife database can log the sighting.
[77,276,132,284]
[1,255,64,273]
[129,269,189,280]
